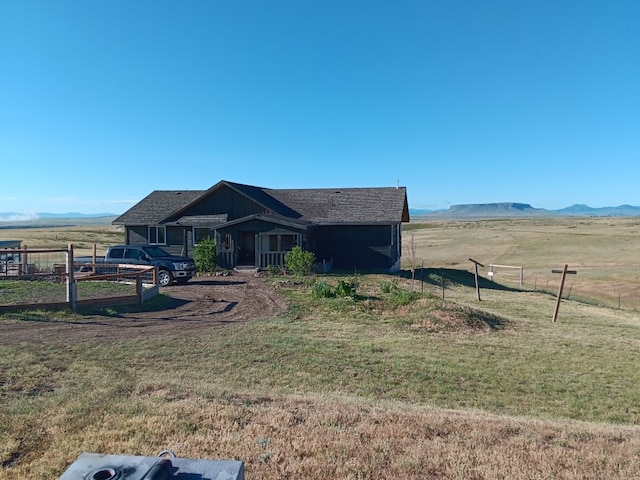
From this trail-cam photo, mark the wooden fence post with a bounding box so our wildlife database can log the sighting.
[551,264,577,322]
[66,244,77,311]
[469,258,484,301]
[137,273,143,304]
[22,245,28,276]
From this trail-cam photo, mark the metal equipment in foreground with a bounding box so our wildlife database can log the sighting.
[58,451,244,480]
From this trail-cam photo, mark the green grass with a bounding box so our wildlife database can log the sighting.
[0,279,137,305]
[2,219,640,478]
[3,276,636,426]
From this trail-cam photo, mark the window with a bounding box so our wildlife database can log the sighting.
[269,235,278,251]
[148,226,166,245]
[222,233,232,251]
[391,224,398,245]
[125,248,143,260]
[281,234,297,251]
[193,227,213,245]
[261,234,276,252]
[109,247,125,259]
[261,233,298,252]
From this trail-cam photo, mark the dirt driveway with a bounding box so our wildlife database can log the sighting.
[0,275,288,345]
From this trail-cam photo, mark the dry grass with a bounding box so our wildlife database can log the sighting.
[0,225,124,257]
[404,217,640,310]
[2,218,640,479]
[3,391,640,480]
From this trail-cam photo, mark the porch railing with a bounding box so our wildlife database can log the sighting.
[259,252,286,269]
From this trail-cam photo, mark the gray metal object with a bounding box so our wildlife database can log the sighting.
[58,452,244,480]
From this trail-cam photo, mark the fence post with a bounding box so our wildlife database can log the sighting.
[137,273,143,304]
[22,245,28,275]
[66,244,77,311]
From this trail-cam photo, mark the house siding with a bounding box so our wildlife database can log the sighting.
[215,218,306,269]
[115,181,409,272]
[173,187,265,221]
[313,225,397,271]
[127,226,148,245]
[125,225,189,257]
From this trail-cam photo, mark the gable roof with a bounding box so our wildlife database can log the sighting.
[113,190,205,225]
[113,181,409,226]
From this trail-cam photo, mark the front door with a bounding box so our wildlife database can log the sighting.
[238,232,256,265]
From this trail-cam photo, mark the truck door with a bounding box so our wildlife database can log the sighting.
[124,248,145,264]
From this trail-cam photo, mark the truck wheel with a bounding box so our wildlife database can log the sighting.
[157,269,173,287]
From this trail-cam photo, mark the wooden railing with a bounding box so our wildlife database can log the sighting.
[259,252,286,269]
[0,245,160,312]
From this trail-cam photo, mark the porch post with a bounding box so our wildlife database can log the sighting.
[255,234,260,268]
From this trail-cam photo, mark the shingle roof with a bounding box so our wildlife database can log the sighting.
[266,186,409,224]
[112,190,205,225]
[113,181,409,226]
[171,214,228,227]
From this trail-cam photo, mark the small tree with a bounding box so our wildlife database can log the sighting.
[194,237,216,275]
[284,246,316,276]
[405,229,418,283]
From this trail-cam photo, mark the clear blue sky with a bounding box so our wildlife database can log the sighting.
[1,1,638,216]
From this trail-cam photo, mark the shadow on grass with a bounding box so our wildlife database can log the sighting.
[2,295,191,323]
[401,268,523,293]
[181,279,246,287]
[78,294,190,317]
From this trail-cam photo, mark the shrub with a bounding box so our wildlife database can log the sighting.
[388,289,417,307]
[284,246,316,276]
[266,264,280,276]
[380,280,399,294]
[335,280,356,298]
[311,281,334,299]
[194,237,216,274]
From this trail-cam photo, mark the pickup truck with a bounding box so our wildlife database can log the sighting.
[76,245,196,287]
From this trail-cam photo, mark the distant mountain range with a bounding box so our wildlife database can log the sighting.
[410,203,640,218]
[0,212,118,228]
[0,212,117,219]
[1,204,639,223]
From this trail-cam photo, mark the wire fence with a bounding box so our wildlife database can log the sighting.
[0,245,159,312]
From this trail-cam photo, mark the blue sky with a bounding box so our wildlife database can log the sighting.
[1,1,638,216]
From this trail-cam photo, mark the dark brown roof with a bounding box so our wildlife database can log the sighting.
[113,190,205,225]
[266,186,409,224]
[171,214,228,227]
[113,181,409,226]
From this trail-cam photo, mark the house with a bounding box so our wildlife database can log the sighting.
[113,180,410,272]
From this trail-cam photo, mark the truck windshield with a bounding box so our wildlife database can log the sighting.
[142,246,171,257]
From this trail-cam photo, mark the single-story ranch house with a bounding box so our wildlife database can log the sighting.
[113,180,410,272]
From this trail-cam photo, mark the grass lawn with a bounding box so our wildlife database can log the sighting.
[1,218,640,479]
[1,272,640,479]
[0,280,138,306]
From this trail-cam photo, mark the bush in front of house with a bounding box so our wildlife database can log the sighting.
[311,281,334,299]
[194,237,216,274]
[284,246,316,276]
[335,279,356,298]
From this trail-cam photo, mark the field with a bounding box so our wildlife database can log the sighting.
[1,218,640,479]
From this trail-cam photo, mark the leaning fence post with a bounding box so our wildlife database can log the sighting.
[469,258,484,301]
[551,264,577,322]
